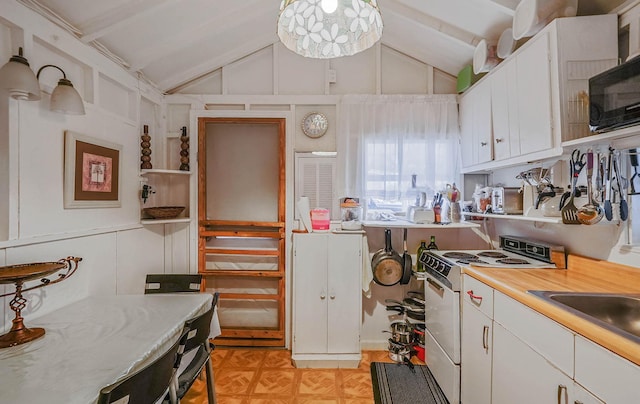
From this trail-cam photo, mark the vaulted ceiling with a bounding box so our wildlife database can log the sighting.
[18,0,628,93]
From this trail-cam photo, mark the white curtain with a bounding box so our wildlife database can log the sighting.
[336,94,460,205]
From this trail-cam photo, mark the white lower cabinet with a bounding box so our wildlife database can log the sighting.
[461,275,494,404]
[575,335,640,403]
[492,322,603,404]
[291,232,362,368]
[461,300,492,404]
[460,278,627,404]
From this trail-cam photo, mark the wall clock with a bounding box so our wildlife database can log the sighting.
[301,112,328,138]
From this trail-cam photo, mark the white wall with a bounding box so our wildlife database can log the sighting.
[0,2,173,333]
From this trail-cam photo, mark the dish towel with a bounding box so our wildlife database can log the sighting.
[362,234,374,298]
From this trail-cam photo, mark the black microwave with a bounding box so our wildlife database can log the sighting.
[589,56,640,133]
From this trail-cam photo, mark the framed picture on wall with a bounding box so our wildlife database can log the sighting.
[64,131,122,208]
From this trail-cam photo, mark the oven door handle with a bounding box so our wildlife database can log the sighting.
[426,277,443,291]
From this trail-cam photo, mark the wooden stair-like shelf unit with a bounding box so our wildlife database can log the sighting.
[198,117,286,347]
[198,222,286,347]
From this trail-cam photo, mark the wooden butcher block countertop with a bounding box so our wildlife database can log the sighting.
[463,254,640,366]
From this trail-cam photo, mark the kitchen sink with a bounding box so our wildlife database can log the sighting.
[528,290,640,344]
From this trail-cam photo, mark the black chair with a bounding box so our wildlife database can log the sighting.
[98,332,186,404]
[172,292,219,403]
[144,274,203,294]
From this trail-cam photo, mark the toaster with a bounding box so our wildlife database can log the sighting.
[491,187,523,214]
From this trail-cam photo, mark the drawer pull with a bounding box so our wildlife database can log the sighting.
[482,325,489,350]
[557,384,567,404]
[467,290,483,302]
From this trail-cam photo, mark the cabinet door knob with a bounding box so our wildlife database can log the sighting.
[330,295,336,299]
[480,141,488,147]
[320,292,326,299]
[495,138,503,143]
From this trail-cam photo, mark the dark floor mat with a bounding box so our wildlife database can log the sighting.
[370,362,449,404]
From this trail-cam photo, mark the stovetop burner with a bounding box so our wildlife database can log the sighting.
[477,251,508,259]
[417,236,564,291]
[456,258,489,265]
[442,252,477,259]
[495,258,530,265]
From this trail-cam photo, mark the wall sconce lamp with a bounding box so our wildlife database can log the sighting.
[36,65,85,115]
[0,47,41,101]
[0,47,85,115]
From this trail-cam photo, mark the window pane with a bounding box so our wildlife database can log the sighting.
[364,137,457,213]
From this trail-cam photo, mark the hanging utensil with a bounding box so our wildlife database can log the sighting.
[613,150,629,221]
[561,149,585,224]
[577,149,604,225]
[595,154,606,203]
[604,147,614,221]
[400,228,412,285]
[371,229,404,286]
[630,148,640,195]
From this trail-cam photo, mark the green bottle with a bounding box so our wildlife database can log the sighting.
[427,235,439,250]
[416,240,427,272]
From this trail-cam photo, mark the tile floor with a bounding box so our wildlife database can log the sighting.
[182,349,423,404]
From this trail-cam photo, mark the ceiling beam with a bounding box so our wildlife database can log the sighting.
[383,1,482,47]
[469,0,519,16]
[127,0,270,71]
[381,35,465,76]
[78,0,178,43]
[159,37,277,92]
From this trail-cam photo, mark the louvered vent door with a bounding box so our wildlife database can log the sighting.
[295,153,338,220]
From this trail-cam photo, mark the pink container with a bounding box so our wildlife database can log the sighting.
[310,208,330,231]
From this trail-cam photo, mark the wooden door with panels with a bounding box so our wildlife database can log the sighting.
[198,117,286,347]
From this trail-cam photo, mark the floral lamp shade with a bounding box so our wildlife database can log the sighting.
[277,0,383,59]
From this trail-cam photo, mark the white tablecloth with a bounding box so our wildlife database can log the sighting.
[0,294,214,404]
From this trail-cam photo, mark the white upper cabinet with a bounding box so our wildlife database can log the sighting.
[460,78,493,166]
[460,14,618,173]
[490,61,517,160]
[515,32,553,155]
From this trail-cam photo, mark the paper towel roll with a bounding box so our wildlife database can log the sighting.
[297,196,313,232]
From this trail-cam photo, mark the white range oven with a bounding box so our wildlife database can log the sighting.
[417,235,564,403]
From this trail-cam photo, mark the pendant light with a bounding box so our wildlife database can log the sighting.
[277,0,383,59]
[36,65,85,115]
[0,47,41,101]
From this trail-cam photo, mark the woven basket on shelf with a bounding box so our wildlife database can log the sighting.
[142,206,185,219]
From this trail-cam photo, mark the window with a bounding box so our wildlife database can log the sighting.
[337,94,460,216]
[364,138,456,213]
